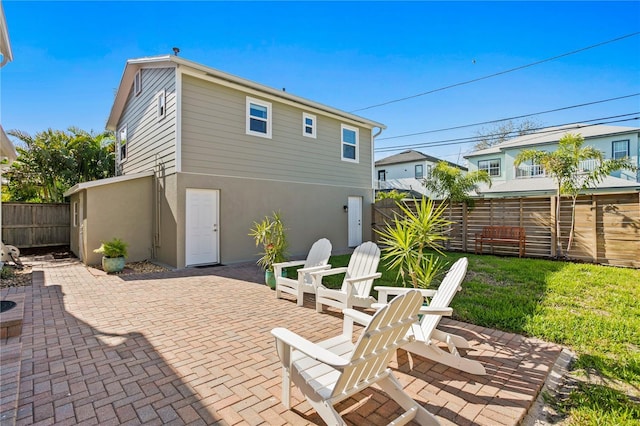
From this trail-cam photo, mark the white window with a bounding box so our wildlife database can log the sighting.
[415,164,424,179]
[378,170,386,181]
[73,202,79,227]
[118,125,127,162]
[612,140,629,160]
[341,124,359,162]
[157,90,166,121]
[302,112,316,138]
[478,159,500,177]
[246,97,272,138]
[134,70,142,96]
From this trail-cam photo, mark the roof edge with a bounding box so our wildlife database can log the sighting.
[63,171,154,197]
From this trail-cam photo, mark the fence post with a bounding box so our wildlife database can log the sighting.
[550,196,557,258]
[462,202,468,252]
[591,195,598,263]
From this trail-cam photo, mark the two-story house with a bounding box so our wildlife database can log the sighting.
[374,149,467,197]
[64,55,385,268]
[464,124,640,198]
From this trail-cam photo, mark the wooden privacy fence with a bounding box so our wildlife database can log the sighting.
[372,193,640,268]
[1,203,70,248]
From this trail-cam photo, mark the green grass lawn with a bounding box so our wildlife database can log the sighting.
[293,251,640,425]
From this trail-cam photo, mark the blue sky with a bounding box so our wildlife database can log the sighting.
[1,1,639,164]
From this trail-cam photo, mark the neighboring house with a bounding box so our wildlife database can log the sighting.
[374,149,467,197]
[464,124,640,198]
[65,55,385,268]
[1,0,15,255]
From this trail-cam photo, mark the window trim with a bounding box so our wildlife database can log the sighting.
[246,97,272,139]
[341,124,359,163]
[73,202,79,227]
[612,139,630,160]
[302,112,316,138]
[157,90,166,121]
[134,70,142,96]
[378,170,386,181]
[118,125,127,163]
[415,164,424,179]
[478,158,501,177]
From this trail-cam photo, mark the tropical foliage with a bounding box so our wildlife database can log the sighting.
[375,189,410,202]
[514,133,637,256]
[423,161,492,207]
[248,211,288,271]
[93,238,128,258]
[3,127,115,202]
[376,197,451,288]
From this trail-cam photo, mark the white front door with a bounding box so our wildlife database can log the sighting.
[348,196,362,247]
[185,189,219,266]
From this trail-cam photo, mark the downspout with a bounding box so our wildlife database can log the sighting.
[371,126,384,200]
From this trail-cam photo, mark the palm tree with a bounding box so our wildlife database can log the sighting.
[423,161,492,208]
[514,133,636,256]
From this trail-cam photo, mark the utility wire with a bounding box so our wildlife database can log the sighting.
[375,114,640,153]
[352,32,640,113]
[377,93,640,141]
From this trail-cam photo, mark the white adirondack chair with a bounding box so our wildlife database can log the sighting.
[271,290,440,426]
[374,257,486,375]
[312,241,381,313]
[273,238,332,306]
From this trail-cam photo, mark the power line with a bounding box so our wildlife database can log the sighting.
[375,114,640,153]
[377,93,640,141]
[352,32,640,113]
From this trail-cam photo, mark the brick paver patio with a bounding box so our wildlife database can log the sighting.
[1,257,563,425]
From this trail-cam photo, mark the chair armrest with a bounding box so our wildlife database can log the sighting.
[344,272,382,284]
[271,328,348,368]
[418,306,453,316]
[297,264,331,274]
[374,286,436,303]
[272,260,306,269]
[310,267,348,278]
[343,308,373,326]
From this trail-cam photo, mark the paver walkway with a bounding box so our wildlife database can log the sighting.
[1,257,563,425]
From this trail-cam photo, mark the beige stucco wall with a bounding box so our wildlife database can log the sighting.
[162,172,373,269]
[76,176,154,266]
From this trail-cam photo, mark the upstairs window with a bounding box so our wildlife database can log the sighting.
[415,164,424,179]
[612,140,629,159]
[134,70,142,96]
[302,113,316,138]
[157,90,166,121]
[478,159,500,177]
[246,97,272,138]
[118,125,127,162]
[378,170,386,181]
[341,124,358,162]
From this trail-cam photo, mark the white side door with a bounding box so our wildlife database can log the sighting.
[348,196,363,247]
[185,189,219,266]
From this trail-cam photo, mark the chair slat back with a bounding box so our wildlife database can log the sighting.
[420,257,468,338]
[331,290,423,398]
[301,238,332,284]
[342,242,380,296]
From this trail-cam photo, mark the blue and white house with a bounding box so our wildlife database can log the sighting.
[464,124,640,198]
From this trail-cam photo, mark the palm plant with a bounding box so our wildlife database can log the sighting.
[248,211,288,272]
[376,197,451,288]
[514,133,637,256]
[423,161,491,208]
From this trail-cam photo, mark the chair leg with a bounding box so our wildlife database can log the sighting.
[377,373,440,426]
[296,286,304,307]
[316,299,323,313]
[306,399,347,426]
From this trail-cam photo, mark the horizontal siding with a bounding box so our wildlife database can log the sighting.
[181,75,373,188]
[119,67,177,175]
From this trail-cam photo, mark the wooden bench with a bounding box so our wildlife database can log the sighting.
[475,226,526,257]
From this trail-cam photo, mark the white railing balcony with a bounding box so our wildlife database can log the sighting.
[515,164,545,179]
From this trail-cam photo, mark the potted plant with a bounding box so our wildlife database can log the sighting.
[248,212,288,289]
[94,238,128,273]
